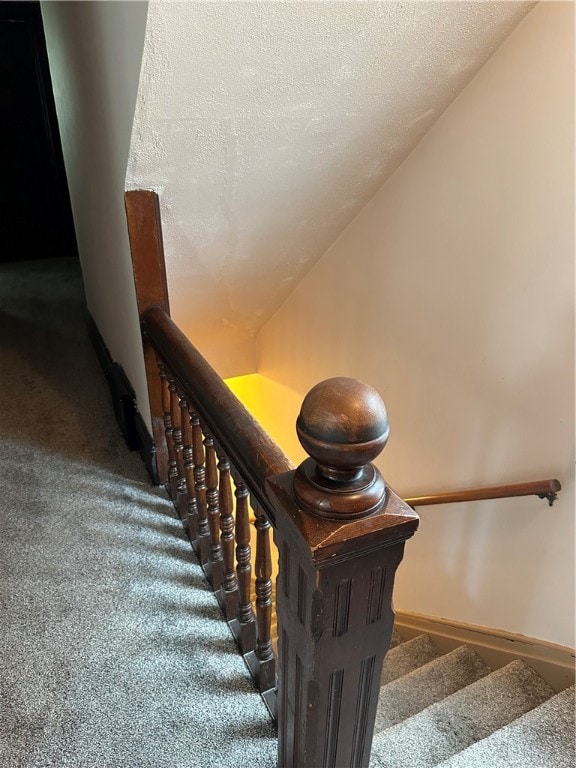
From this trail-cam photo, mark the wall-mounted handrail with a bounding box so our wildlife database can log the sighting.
[404,479,561,508]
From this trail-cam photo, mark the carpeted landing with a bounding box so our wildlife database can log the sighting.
[0,259,276,768]
[1,259,573,768]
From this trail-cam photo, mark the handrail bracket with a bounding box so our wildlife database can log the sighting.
[538,491,559,507]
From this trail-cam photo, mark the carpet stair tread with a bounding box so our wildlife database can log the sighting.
[374,644,490,731]
[435,684,575,768]
[381,633,441,685]
[370,659,555,768]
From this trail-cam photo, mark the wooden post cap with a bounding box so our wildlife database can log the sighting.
[294,377,389,520]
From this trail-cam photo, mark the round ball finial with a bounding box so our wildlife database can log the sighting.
[294,377,389,520]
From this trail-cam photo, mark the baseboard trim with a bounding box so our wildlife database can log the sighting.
[134,408,159,485]
[86,311,113,373]
[394,610,575,692]
[86,312,158,484]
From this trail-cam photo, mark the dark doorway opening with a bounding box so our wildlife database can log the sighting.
[0,1,77,262]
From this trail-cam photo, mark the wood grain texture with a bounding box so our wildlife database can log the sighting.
[125,189,170,483]
[255,505,274,664]
[294,377,389,520]
[267,473,419,566]
[169,378,188,516]
[270,472,418,768]
[218,455,239,619]
[191,412,210,566]
[159,363,178,499]
[204,434,224,591]
[141,297,424,765]
[141,305,293,517]
[179,397,198,540]
[125,190,170,316]
[404,479,562,507]
[233,480,256,653]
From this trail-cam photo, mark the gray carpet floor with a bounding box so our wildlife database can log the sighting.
[0,259,276,768]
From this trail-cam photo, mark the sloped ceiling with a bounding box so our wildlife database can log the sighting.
[126,0,535,377]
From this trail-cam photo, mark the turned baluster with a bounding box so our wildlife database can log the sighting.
[218,455,239,619]
[191,412,210,565]
[204,434,224,590]
[179,395,198,542]
[158,362,178,499]
[169,378,188,518]
[233,479,256,653]
[251,502,275,696]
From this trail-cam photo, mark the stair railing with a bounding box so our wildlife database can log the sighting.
[404,479,562,508]
[126,189,419,768]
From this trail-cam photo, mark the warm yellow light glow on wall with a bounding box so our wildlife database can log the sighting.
[224,373,306,466]
[224,373,307,591]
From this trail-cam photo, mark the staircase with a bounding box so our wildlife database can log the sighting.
[3,257,573,767]
[370,629,575,768]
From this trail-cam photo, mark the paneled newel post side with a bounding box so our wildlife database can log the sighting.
[266,377,419,768]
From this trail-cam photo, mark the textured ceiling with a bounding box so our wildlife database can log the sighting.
[126,0,535,376]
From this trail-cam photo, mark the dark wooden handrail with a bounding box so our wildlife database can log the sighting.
[141,305,293,521]
[128,188,420,768]
[404,479,562,508]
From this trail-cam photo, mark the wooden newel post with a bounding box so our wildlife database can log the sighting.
[266,377,419,768]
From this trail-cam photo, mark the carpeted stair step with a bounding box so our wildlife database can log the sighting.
[435,684,575,768]
[381,633,441,685]
[374,645,490,732]
[370,659,555,768]
[389,627,403,648]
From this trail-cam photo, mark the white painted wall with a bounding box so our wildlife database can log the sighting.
[41,1,151,424]
[127,0,533,378]
[257,1,575,647]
